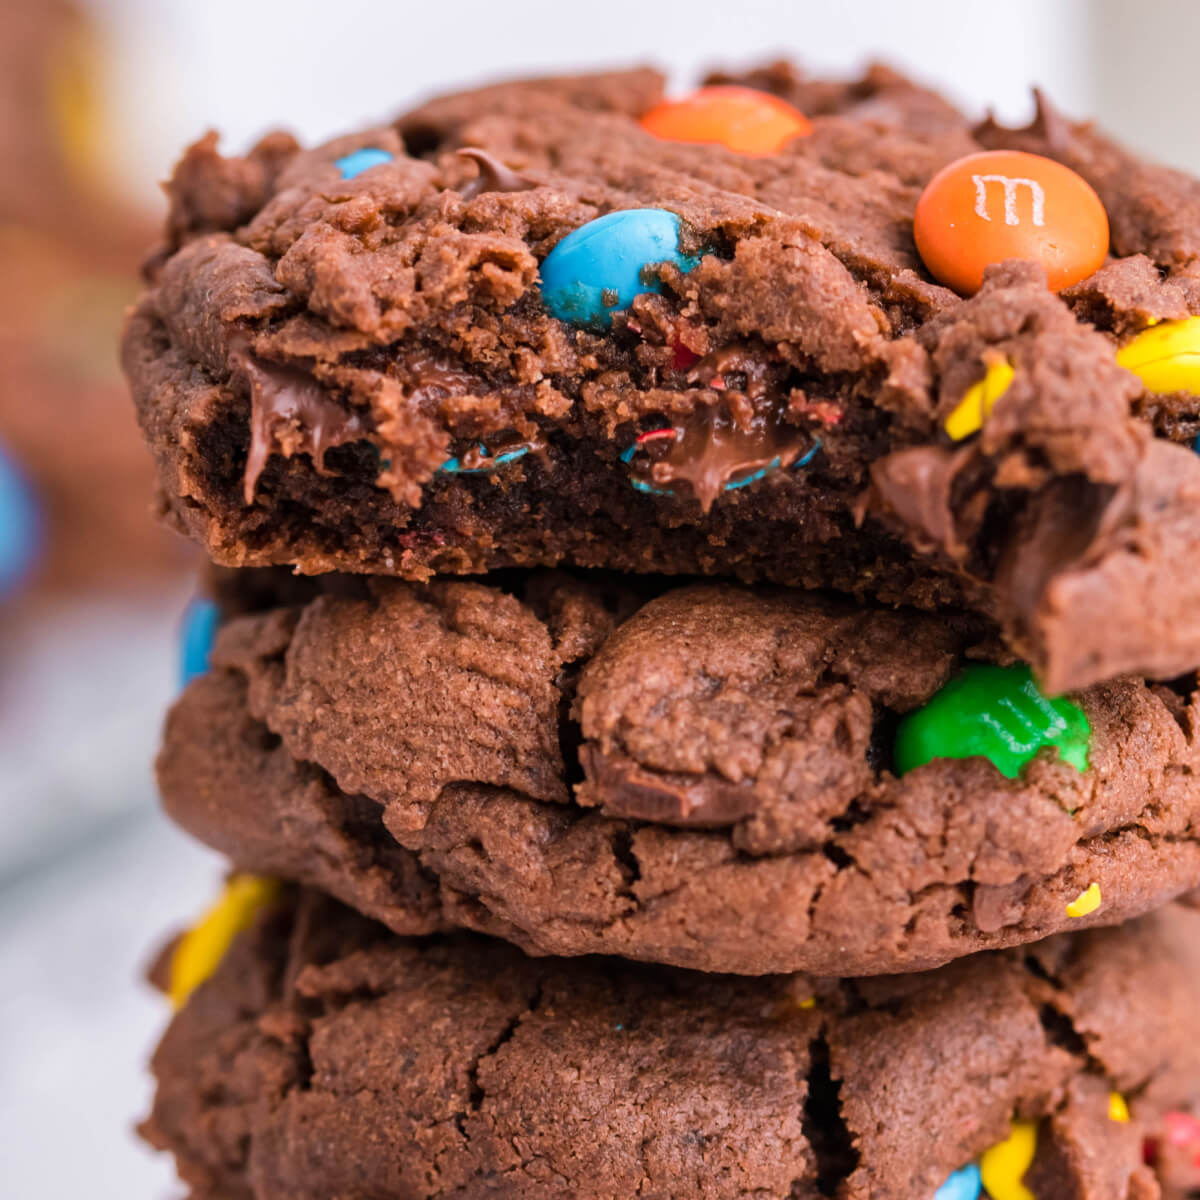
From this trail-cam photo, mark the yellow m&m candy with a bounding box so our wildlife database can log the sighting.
[169,875,280,1009]
[980,1120,1038,1200]
[944,358,1014,441]
[1116,316,1200,394]
[1066,882,1102,919]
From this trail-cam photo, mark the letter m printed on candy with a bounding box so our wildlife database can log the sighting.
[971,173,1046,226]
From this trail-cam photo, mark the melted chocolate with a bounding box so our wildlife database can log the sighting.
[870,444,991,564]
[238,353,370,503]
[631,404,815,513]
[456,148,538,200]
[393,351,547,469]
[686,343,777,400]
[995,475,1119,638]
[396,350,477,402]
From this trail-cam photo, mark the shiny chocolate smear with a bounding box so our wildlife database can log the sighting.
[456,148,538,200]
[238,353,371,504]
[869,443,988,562]
[632,404,815,514]
[396,349,478,404]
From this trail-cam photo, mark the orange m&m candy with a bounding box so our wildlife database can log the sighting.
[640,85,811,156]
[914,150,1108,294]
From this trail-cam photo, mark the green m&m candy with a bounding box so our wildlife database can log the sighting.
[894,663,1090,780]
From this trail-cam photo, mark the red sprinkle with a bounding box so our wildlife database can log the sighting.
[395,530,447,549]
[671,341,700,370]
[795,399,844,426]
[636,427,678,446]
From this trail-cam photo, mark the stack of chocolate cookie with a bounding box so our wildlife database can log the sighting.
[125,63,1200,1199]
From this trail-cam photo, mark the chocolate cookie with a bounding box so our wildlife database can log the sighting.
[142,887,1200,1200]
[122,64,1200,692]
[157,573,1200,976]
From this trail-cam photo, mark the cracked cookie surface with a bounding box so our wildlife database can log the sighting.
[142,888,1200,1200]
[123,64,1200,693]
[157,572,1200,975]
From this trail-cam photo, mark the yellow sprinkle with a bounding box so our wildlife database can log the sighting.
[1116,316,1200,394]
[944,358,1014,441]
[1066,882,1103,919]
[1108,1092,1131,1123]
[799,996,817,1009]
[169,875,281,1009]
[980,1119,1037,1200]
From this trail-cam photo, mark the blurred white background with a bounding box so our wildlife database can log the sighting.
[4,1,1199,1196]
[85,0,1200,218]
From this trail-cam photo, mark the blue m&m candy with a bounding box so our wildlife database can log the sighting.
[934,1163,981,1200]
[179,597,221,687]
[335,147,393,179]
[0,442,42,598]
[540,209,700,329]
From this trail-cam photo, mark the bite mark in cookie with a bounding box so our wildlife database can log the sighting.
[122,65,1200,691]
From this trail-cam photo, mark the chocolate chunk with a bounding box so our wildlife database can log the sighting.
[628,403,819,513]
[455,147,539,199]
